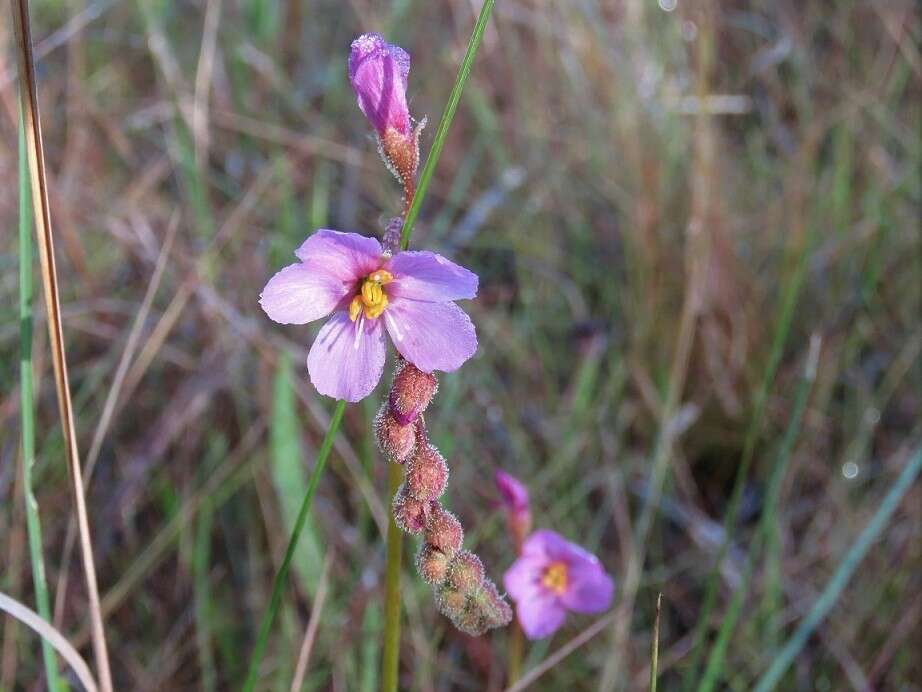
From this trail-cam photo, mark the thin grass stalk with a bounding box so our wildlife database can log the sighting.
[0,593,98,692]
[752,446,922,692]
[18,104,61,692]
[649,593,662,692]
[380,462,405,692]
[697,335,820,692]
[399,0,495,251]
[243,399,346,692]
[10,2,113,690]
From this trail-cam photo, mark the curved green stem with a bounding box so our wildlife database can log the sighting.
[507,620,524,685]
[243,400,346,692]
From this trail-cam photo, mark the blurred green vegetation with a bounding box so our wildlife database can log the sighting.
[0,0,919,689]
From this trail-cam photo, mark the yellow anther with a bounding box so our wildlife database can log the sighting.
[348,295,363,322]
[541,562,569,596]
[350,271,393,322]
[363,294,388,319]
[362,279,385,307]
[369,269,394,284]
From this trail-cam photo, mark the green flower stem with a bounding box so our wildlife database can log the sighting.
[380,462,405,692]
[243,399,346,692]
[381,1,496,686]
[507,619,524,685]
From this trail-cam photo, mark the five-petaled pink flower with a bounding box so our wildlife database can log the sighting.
[503,529,614,640]
[260,230,478,402]
[349,33,412,138]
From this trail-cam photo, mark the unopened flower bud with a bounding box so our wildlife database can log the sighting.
[405,441,448,501]
[435,584,469,620]
[416,545,450,585]
[446,551,485,595]
[424,505,463,557]
[374,404,416,463]
[451,591,492,637]
[392,486,432,534]
[389,360,438,425]
[478,579,513,627]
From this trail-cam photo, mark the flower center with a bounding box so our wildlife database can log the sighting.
[541,561,569,596]
[349,269,393,321]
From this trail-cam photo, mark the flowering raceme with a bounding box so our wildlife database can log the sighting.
[259,230,478,402]
[504,530,614,639]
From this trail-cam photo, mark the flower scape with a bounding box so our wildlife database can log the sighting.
[259,33,512,636]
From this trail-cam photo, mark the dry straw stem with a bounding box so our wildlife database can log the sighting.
[0,592,98,692]
[10,1,113,690]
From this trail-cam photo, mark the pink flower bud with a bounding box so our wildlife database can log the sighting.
[446,550,485,595]
[389,360,438,426]
[435,584,468,620]
[424,505,463,558]
[374,404,416,463]
[416,545,450,585]
[405,441,448,502]
[348,34,411,138]
[495,470,532,548]
[392,486,432,534]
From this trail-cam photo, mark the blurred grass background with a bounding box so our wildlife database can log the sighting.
[1,0,920,689]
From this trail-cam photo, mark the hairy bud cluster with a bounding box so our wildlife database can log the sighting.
[375,359,512,636]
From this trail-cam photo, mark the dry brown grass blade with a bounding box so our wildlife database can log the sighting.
[9,1,114,690]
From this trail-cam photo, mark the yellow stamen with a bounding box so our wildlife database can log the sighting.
[349,270,395,322]
[369,269,394,284]
[541,562,568,596]
[348,295,363,322]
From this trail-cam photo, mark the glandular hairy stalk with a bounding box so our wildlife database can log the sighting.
[376,359,513,636]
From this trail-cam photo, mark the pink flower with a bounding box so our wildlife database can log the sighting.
[495,470,532,547]
[503,530,614,640]
[259,230,478,402]
[348,33,412,138]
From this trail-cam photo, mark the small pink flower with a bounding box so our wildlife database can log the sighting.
[349,33,412,138]
[503,530,614,640]
[495,470,532,546]
[260,230,478,402]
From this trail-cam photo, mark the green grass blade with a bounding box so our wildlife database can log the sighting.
[19,103,62,692]
[271,354,324,598]
[399,0,495,251]
[753,446,922,692]
[243,399,346,692]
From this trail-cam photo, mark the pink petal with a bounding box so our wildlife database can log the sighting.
[383,299,477,373]
[387,251,478,303]
[560,560,614,614]
[294,229,383,282]
[348,33,411,135]
[307,312,387,402]
[259,263,350,325]
[517,594,567,640]
[503,555,547,602]
[521,529,571,562]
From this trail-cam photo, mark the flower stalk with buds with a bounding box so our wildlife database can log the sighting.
[378,360,513,635]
